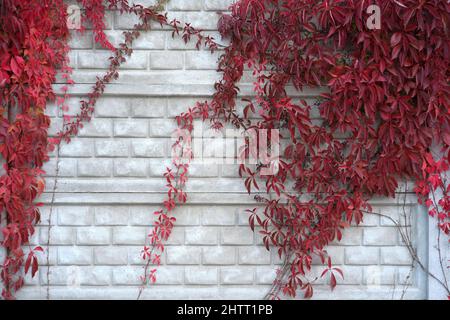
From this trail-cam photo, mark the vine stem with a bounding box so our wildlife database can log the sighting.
[46,138,61,300]
[365,209,450,295]
[137,135,189,300]
[429,187,449,289]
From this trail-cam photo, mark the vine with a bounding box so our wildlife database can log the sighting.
[140,0,450,299]
[209,0,450,299]
[0,0,174,299]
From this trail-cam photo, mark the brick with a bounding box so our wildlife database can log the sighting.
[147,159,171,176]
[77,227,111,245]
[69,31,93,49]
[202,206,235,225]
[166,247,201,265]
[112,266,142,285]
[222,164,240,177]
[185,227,218,245]
[114,120,148,137]
[167,98,201,117]
[60,139,94,157]
[345,247,379,265]
[397,266,415,285]
[134,31,166,49]
[78,159,112,177]
[237,207,261,225]
[156,266,185,285]
[185,51,219,70]
[80,266,112,285]
[95,98,130,118]
[379,205,414,226]
[204,0,234,10]
[43,158,77,177]
[112,266,184,285]
[58,247,93,265]
[184,12,220,30]
[40,227,75,245]
[364,266,396,285]
[336,266,363,285]
[113,227,147,245]
[255,267,277,284]
[114,159,148,177]
[78,51,147,69]
[41,266,74,285]
[102,30,165,50]
[165,227,185,245]
[38,207,56,226]
[323,246,345,265]
[187,163,218,177]
[149,119,176,137]
[381,247,413,265]
[359,212,379,226]
[238,247,271,265]
[95,140,129,157]
[221,227,253,245]
[127,246,148,265]
[36,247,57,266]
[185,267,218,285]
[167,34,198,50]
[150,51,183,70]
[132,139,166,157]
[129,206,158,226]
[114,11,140,30]
[221,267,254,285]
[78,119,112,137]
[132,98,166,118]
[332,227,362,246]
[173,207,202,226]
[95,206,129,225]
[58,206,93,226]
[168,0,203,10]
[203,247,235,265]
[94,247,128,265]
[363,227,398,246]
[44,266,111,286]
[48,119,62,137]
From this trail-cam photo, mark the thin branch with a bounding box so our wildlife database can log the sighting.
[366,210,450,295]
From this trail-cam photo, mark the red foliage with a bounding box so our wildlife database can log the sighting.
[0,0,217,300]
[0,0,161,299]
[179,0,449,298]
[0,0,70,299]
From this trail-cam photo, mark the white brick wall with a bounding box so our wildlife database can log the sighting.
[9,0,438,299]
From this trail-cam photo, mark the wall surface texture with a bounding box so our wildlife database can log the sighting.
[8,0,447,300]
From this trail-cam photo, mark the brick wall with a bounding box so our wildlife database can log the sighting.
[10,0,434,299]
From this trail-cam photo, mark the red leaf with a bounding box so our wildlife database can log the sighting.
[304,284,313,299]
[330,273,337,289]
[10,57,21,76]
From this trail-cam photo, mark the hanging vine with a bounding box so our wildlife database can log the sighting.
[0,0,176,300]
[140,0,450,299]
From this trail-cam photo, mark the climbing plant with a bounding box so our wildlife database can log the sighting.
[0,0,449,300]
[140,0,450,299]
[210,0,449,298]
[0,0,179,299]
[209,0,449,298]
